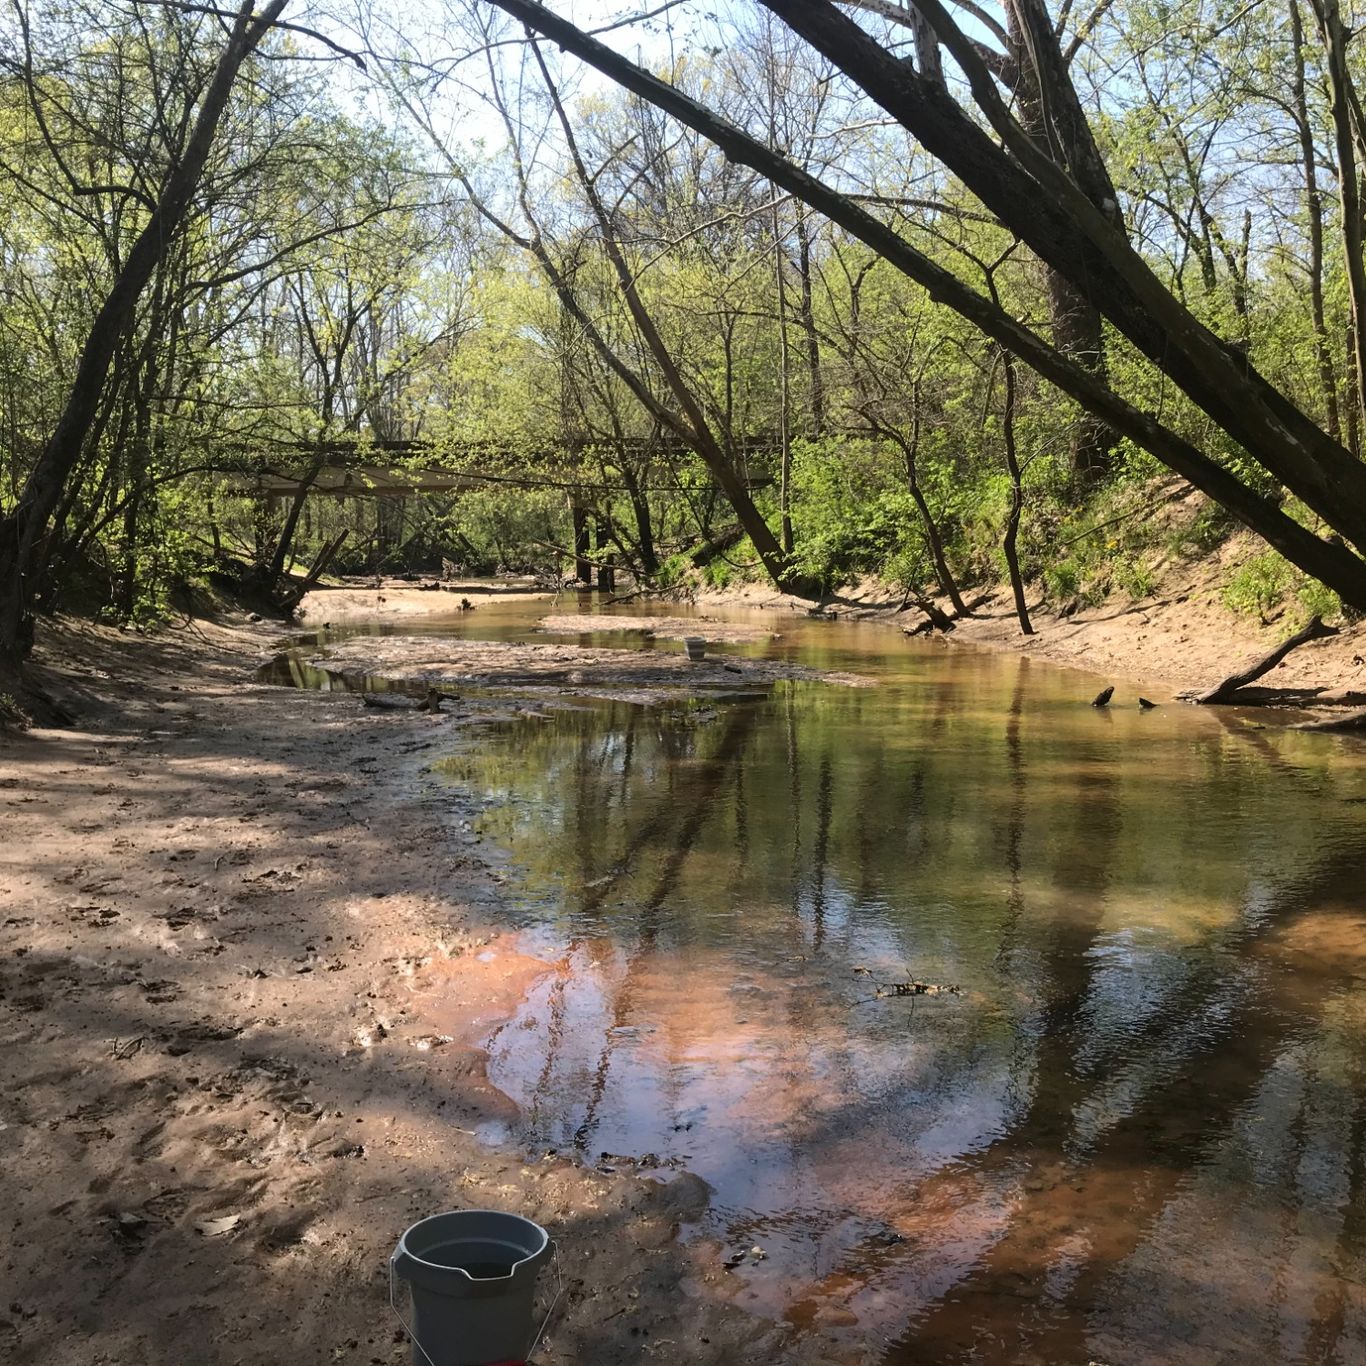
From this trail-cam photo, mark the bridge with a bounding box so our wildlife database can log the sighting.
[228,436,781,501]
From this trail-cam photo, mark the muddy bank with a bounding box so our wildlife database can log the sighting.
[306,635,873,701]
[0,617,847,1366]
[538,613,780,644]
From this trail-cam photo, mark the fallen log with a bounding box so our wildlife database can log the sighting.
[1184,615,1339,704]
[360,688,455,713]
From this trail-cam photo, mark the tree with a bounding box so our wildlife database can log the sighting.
[0,0,288,685]
[479,0,1366,611]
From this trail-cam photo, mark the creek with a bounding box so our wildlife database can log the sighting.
[268,596,1366,1363]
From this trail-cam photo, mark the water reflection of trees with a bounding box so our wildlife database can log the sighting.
[449,672,1366,1361]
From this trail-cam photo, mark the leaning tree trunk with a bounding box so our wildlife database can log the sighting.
[485,0,1366,611]
[0,0,289,669]
[762,0,1366,550]
[266,453,326,585]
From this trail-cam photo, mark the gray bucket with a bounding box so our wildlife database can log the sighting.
[683,636,706,661]
[390,1209,555,1366]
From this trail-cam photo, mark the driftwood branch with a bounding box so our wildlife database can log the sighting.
[1185,615,1340,704]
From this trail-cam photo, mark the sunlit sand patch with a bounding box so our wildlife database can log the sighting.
[413,933,558,1050]
[1271,904,1366,977]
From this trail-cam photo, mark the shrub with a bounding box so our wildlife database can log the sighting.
[1044,558,1081,601]
[1224,552,1290,617]
[1114,557,1157,600]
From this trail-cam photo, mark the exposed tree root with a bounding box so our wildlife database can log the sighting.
[0,662,74,731]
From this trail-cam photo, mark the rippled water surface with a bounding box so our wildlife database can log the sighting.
[299,597,1366,1362]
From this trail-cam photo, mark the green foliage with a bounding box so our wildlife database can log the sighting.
[1044,558,1081,601]
[1297,576,1342,622]
[0,691,24,728]
[702,554,734,589]
[1114,556,1157,600]
[1165,502,1233,558]
[653,552,693,590]
[790,489,927,591]
[1224,552,1291,617]
[1223,549,1346,625]
[449,488,566,575]
[1,5,1357,632]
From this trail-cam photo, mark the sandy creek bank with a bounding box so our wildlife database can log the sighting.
[1,615,850,1366]
[693,559,1366,716]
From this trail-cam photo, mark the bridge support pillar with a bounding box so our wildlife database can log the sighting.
[595,516,615,593]
[571,504,593,585]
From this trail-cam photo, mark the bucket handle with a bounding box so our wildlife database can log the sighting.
[389,1242,562,1366]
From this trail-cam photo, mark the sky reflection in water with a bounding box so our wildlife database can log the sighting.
[407,603,1366,1363]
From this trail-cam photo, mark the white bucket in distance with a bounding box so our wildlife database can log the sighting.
[390,1209,554,1366]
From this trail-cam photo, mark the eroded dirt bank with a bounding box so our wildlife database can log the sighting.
[0,618,846,1366]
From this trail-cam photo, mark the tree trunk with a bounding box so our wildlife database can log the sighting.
[620,466,658,575]
[1290,0,1345,447]
[571,503,593,583]
[266,455,325,585]
[0,0,289,664]
[595,518,616,593]
[1006,0,1118,483]
[1310,0,1366,436]
[773,206,795,556]
[998,348,1034,635]
[487,0,1366,609]
[863,399,966,614]
[794,214,825,435]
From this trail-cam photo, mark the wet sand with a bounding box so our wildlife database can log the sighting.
[0,617,846,1366]
[304,634,872,701]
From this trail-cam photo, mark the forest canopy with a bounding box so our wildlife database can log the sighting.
[4,0,1366,691]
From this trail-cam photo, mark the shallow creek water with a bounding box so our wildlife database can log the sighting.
[273,598,1366,1363]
